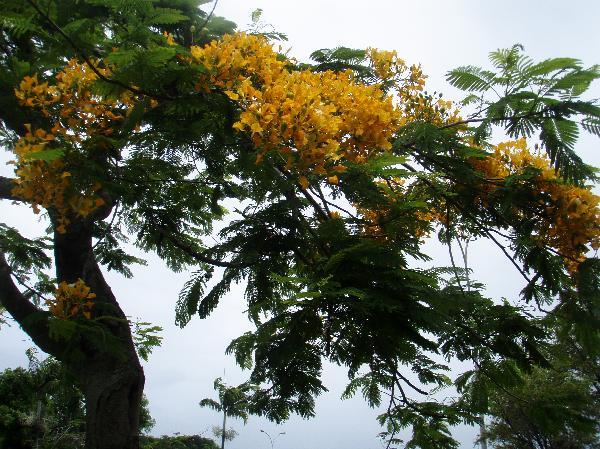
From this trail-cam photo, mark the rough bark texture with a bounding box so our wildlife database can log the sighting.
[0,215,145,449]
[55,218,145,449]
[81,359,144,449]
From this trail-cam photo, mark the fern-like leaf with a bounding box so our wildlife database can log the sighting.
[446,65,495,92]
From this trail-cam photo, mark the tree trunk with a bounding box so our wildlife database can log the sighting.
[221,410,227,449]
[53,220,146,449]
[81,358,145,449]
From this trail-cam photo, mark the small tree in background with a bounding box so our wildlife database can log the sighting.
[199,378,257,449]
[140,434,219,449]
[479,316,600,449]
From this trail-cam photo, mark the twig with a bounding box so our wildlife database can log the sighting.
[445,208,466,294]
[166,234,255,268]
[395,370,430,396]
[199,0,220,34]
[436,108,550,131]
[26,0,170,100]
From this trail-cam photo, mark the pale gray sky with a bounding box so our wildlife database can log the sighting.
[1,1,599,448]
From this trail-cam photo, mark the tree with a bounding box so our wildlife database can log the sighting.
[483,366,600,449]
[0,3,599,449]
[199,378,256,449]
[0,1,235,448]
[479,282,600,449]
[479,325,600,449]
[139,435,219,449]
[0,350,154,449]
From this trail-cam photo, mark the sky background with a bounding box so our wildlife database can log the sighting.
[2,1,600,448]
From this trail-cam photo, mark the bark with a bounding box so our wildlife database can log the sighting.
[81,358,144,449]
[221,410,226,449]
[0,176,20,202]
[54,218,145,449]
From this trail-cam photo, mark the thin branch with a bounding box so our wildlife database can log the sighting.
[166,234,255,268]
[275,167,330,222]
[321,198,360,220]
[91,201,120,251]
[11,271,50,302]
[26,0,170,100]
[472,358,527,404]
[395,370,430,396]
[384,380,399,449]
[401,162,532,284]
[199,0,220,35]
[393,378,447,420]
[436,107,550,131]
[483,229,531,283]
[310,184,332,217]
[445,208,466,294]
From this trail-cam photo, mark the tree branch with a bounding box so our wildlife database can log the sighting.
[395,370,430,396]
[166,234,255,268]
[401,162,532,284]
[0,252,61,355]
[436,108,551,131]
[199,0,219,35]
[0,176,20,202]
[25,0,170,101]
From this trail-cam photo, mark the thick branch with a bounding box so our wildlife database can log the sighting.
[0,176,20,202]
[0,252,62,355]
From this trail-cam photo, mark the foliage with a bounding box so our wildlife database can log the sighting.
[140,435,219,449]
[447,44,600,182]
[0,350,155,449]
[132,320,164,362]
[0,349,85,449]
[483,365,600,449]
[210,426,237,444]
[479,326,600,449]
[0,2,599,449]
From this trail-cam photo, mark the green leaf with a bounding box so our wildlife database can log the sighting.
[525,57,581,77]
[121,98,150,135]
[23,148,64,162]
[446,66,495,92]
[251,8,263,23]
[148,7,188,25]
[549,65,600,97]
[582,117,600,137]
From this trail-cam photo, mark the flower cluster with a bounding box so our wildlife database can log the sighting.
[10,125,105,232]
[13,60,135,231]
[47,279,96,320]
[366,48,461,127]
[15,60,135,138]
[471,138,600,271]
[190,34,404,183]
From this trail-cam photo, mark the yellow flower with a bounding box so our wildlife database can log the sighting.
[47,279,96,320]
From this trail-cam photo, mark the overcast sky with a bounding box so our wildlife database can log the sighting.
[1,1,600,448]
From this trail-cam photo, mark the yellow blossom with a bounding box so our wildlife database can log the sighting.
[47,279,96,320]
